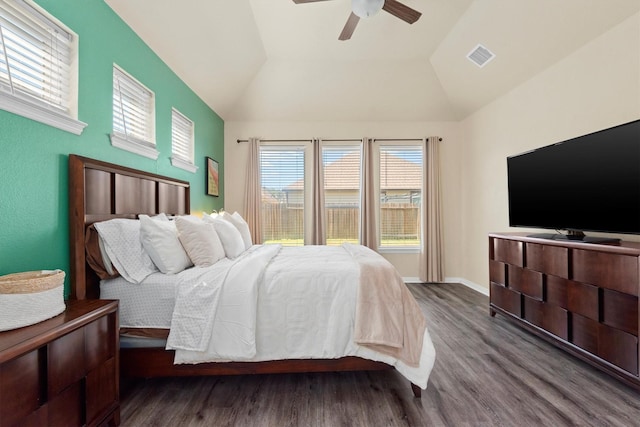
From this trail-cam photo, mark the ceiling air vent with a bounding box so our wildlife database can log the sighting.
[467,44,495,68]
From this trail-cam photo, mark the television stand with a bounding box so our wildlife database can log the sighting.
[489,232,640,390]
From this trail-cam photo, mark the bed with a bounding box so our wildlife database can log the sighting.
[68,154,435,397]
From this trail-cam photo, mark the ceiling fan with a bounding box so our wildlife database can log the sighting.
[292,0,422,41]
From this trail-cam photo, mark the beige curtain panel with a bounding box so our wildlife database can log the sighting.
[360,137,377,250]
[419,136,444,282]
[244,137,263,244]
[311,138,327,245]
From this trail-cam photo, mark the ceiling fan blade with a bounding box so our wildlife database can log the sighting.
[339,12,360,41]
[292,0,334,3]
[382,0,422,24]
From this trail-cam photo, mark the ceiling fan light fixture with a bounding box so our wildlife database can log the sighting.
[352,0,384,18]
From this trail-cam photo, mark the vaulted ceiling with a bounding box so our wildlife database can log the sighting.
[105,0,640,122]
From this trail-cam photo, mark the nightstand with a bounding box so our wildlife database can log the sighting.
[0,299,119,427]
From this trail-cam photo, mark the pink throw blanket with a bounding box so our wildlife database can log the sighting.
[343,244,427,367]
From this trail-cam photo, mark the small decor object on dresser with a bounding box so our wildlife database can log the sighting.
[0,270,65,332]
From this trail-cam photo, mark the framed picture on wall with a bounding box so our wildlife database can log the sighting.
[206,157,219,197]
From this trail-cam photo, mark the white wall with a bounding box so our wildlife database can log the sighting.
[455,12,640,289]
[224,121,462,278]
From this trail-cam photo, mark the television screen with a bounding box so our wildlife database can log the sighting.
[507,119,640,237]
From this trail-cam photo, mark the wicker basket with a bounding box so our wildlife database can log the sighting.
[0,270,65,332]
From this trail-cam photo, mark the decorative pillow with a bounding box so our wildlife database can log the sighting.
[85,224,120,280]
[221,211,252,250]
[139,215,192,274]
[94,218,158,284]
[203,215,245,259]
[175,216,225,266]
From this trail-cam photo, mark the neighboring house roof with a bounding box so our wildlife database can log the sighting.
[262,191,280,204]
[284,151,422,191]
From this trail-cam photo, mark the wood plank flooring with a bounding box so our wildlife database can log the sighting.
[119,283,640,426]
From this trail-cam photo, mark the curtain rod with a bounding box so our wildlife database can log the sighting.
[237,138,361,143]
[237,139,312,143]
[237,137,443,143]
[373,138,443,142]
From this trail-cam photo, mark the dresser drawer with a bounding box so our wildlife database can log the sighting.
[507,265,543,300]
[491,283,521,317]
[523,296,568,340]
[492,238,524,267]
[0,350,42,426]
[572,250,639,296]
[526,243,568,278]
[48,328,86,396]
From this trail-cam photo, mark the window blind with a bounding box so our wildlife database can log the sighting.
[112,66,155,147]
[322,145,361,245]
[171,108,194,163]
[0,0,73,114]
[379,145,423,247]
[260,146,305,246]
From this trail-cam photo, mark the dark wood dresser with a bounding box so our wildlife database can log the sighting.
[0,299,119,426]
[489,232,640,389]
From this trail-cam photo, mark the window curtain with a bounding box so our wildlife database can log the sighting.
[419,136,444,282]
[244,137,263,244]
[311,138,326,245]
[360,137,377,249]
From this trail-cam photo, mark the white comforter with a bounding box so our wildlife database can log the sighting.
[166,244,436,389]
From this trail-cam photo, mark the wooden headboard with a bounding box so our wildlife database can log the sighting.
[69,154,190,300]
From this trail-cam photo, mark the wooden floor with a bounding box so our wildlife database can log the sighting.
[119,283,640,426]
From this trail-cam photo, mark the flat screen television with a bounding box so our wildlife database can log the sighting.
[507,119,640,243]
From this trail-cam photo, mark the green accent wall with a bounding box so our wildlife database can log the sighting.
[0,0,224,297]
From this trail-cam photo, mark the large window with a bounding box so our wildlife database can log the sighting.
[379,145,423,249]
[260,146,305,246]
[0,0,85,134]
[170,108,196,172]
[322,145,361,245]
[111,65,157,159]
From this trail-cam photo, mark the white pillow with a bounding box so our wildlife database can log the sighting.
[204,216,245,259]
[221,211,252,250]
[94,218,158,283]
[139,215,192,274]
[175,216,225,266]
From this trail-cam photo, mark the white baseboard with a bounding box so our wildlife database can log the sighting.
[403,276,489,296]
[444,277,489,296]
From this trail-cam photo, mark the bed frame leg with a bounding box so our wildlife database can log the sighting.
[411,382,421,398]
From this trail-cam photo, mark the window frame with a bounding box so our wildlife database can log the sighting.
[321,142,362,246]
[259,144,306,246]
[0,0,86,134]
[377,142,424,254]
[170,107,197,173]
[110,64,158,159]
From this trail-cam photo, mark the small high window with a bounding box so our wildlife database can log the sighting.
[171,108,196,172]
[111,65,157,159]
[0,0,85,134]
